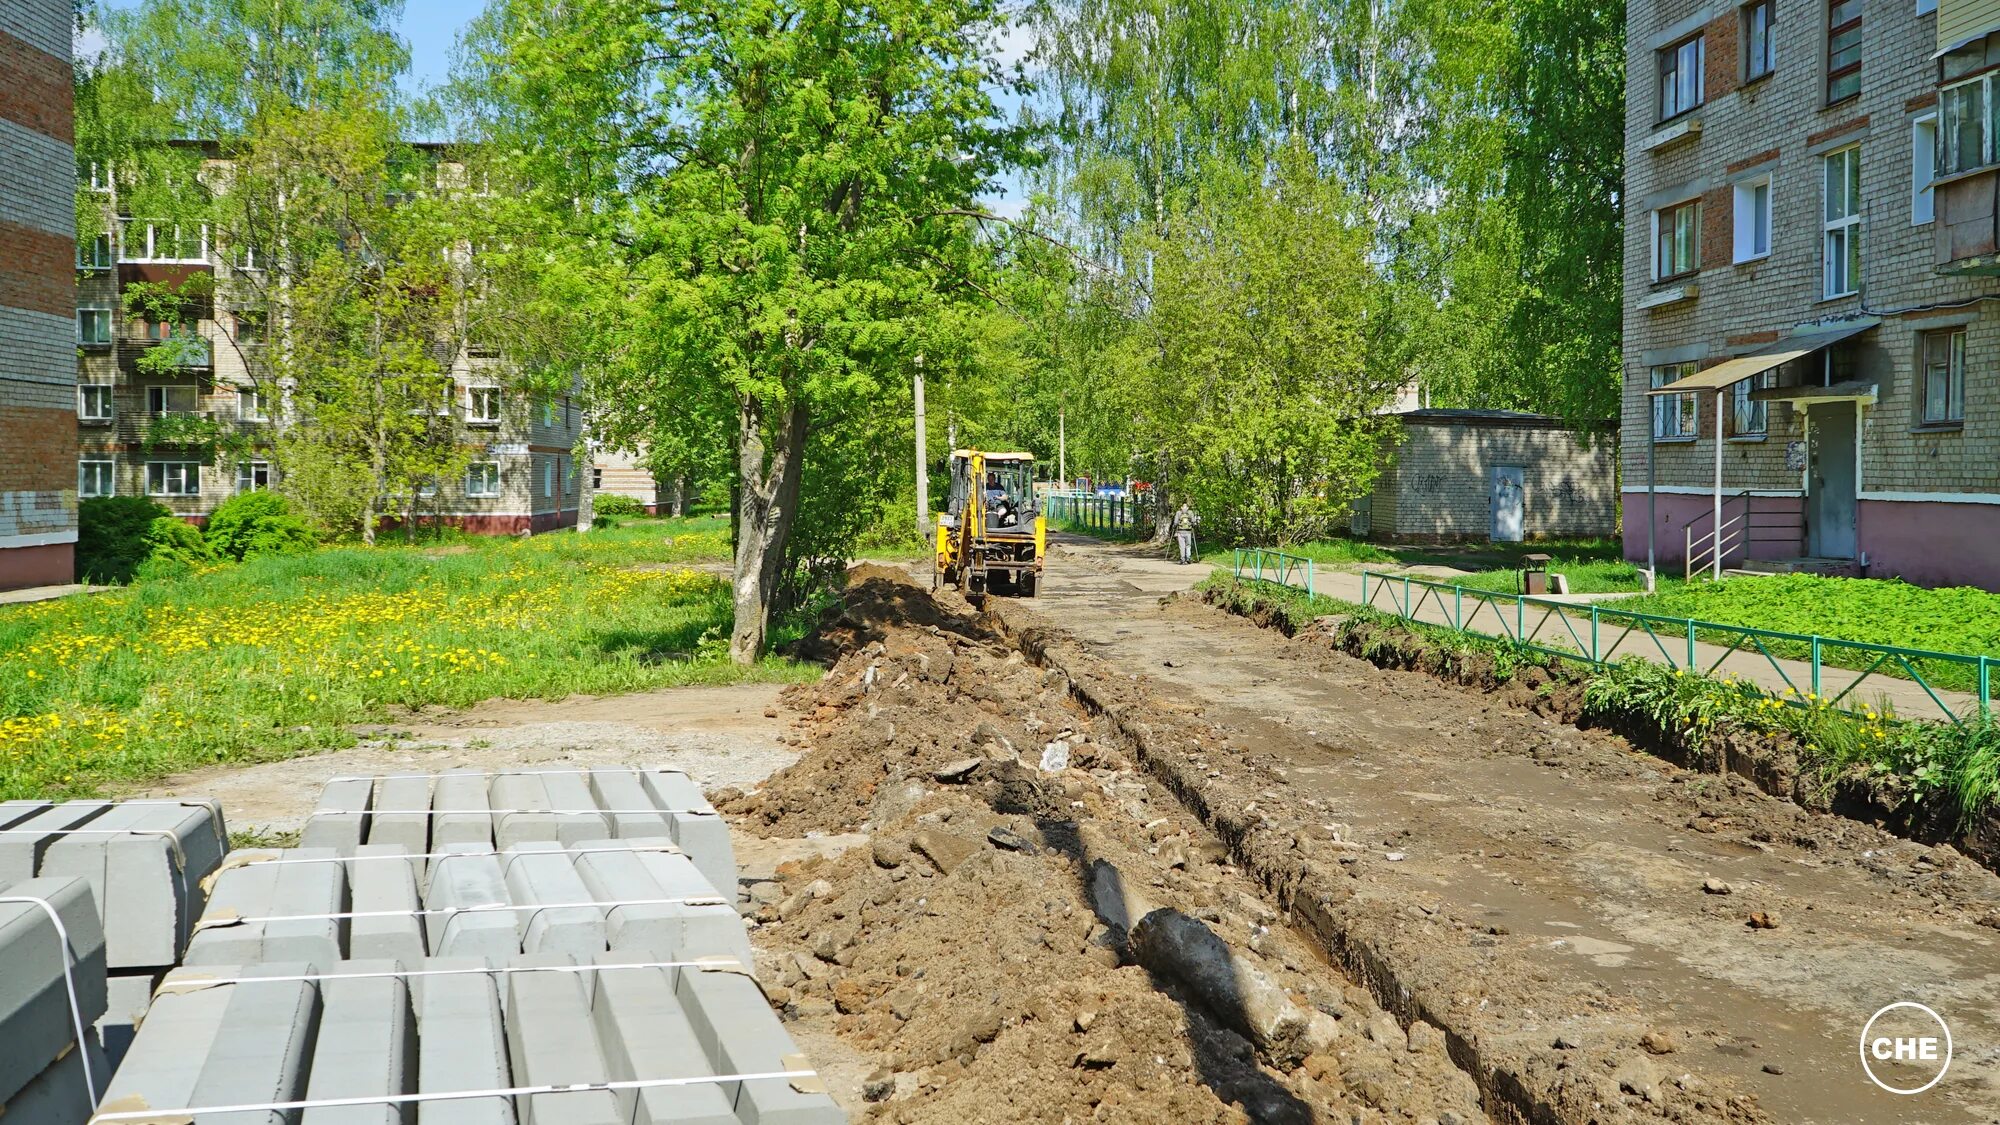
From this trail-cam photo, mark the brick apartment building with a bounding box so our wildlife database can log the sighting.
[74,146,587,536]
[0,1,77,590]
[1626,0,2000,587]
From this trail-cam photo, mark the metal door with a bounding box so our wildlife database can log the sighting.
[1807,406,1857,559]
[1490,465,1525,543]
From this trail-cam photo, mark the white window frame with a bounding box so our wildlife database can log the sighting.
[1914,113,1939,224]
[236,460,272,492]
[1921,327,1966,424]
[466,461,501,498]
[119,219,210,265]
[1651,197,1702,280]
[78,459,115,498]
[467,386,502,425]
[237,387,270,422]
[77,384,114,422]
[77,308,112,346]
[1651,363,1701,441]
[541,457,555,499]
[1823,146,1862,299]
[541,397,558,428]
[146,461,202,497]
[1733,175,1772,262]
[146,385,199,416]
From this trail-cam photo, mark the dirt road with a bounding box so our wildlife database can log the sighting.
[1025,537,2000,1123]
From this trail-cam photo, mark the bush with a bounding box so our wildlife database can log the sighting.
[205,491,318,561]
[592,493,646,518]
[76,496,172,584]
[145,515,214,566]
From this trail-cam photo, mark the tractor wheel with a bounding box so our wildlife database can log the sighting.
[1017,571,1038,597]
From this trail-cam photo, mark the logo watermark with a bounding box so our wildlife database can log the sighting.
[1859,1002,1952,1095]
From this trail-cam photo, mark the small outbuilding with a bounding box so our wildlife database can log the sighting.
[1352,409,1618,544]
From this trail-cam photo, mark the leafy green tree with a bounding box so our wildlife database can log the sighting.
[462,0,1025,660]
[1135,159,1398,543]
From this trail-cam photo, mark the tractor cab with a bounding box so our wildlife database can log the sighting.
[936,450,1045,599]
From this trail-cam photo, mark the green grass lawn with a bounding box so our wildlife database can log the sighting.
[1615,574,2000,693]
[0,516,816,800]
[1194,535,1667,593]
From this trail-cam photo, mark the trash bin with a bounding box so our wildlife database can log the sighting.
[1520,553,1552,595]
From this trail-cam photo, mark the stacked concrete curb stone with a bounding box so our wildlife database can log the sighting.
[101,768,841,1125]
[0,800,229,1070]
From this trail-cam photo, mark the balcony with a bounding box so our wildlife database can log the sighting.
[1935,168,2000,274]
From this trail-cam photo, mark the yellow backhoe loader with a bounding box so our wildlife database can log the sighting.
[935,449,1045,600]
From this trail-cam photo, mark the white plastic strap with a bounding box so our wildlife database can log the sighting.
[327,768,694,781]
[215,842,684,868]
[302,808,712,816]
[86,1071,820,1123]
[194,895,731,930]
[0,895,99,1109]
[154,956,750,993]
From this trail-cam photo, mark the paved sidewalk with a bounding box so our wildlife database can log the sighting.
[1300,568,1982,724]
[0,583,92,607]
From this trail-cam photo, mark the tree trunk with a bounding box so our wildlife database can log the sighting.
[729,393,809,664]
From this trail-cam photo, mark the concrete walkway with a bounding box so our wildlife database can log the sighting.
[0,583,92,607]
[1300,567,1983,724]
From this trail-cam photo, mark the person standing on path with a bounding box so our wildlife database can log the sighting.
[1173,502,1199,564]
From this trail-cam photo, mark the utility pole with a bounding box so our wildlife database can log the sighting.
[913,354,930,536]
[1058,408,1067,485]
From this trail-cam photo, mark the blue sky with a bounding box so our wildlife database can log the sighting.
[98,1,1027,212]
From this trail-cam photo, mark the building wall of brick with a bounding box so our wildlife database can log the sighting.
[1363,415,1619,542]
[593,447,664,512]
[0,3,75,590]
[1624,0,2000,588]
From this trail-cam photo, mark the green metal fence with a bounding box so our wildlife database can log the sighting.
[1226,557,1992,724]
[1233,549,1314,595]
[1045,491,1144,534]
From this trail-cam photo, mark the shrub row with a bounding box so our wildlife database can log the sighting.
[77,492,318,584]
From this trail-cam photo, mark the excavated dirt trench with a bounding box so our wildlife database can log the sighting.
[985,540,2000,1125]
[722,566,1488,1123]
[723,544,2000,1123]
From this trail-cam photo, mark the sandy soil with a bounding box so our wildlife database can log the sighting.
[132,683,797,837]
[1008,538,2000,1125]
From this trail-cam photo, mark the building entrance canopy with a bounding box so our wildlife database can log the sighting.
[1645,321,1877,396]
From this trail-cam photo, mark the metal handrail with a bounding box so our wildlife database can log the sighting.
[1686,514,1744,581]
[1262,568,1993,725]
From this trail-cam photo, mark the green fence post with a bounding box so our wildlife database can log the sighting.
[1402,575,1412,618]
[1516,593,1524,642]
[1981,656,1991,721]
[1810,637,1822,699]
[1454,586,1462,631]
[1306,558,1314,597]
[1686,621,1696,669]
[1361,570,1370,605]
[1590,605,1600,663]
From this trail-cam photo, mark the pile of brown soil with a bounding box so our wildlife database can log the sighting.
[721,568,1488,1123]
